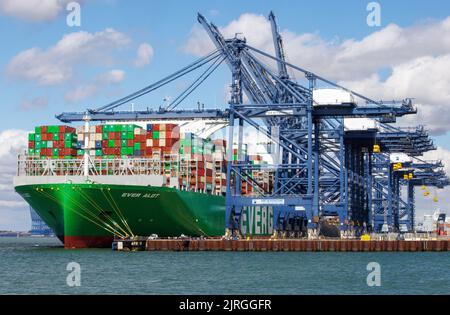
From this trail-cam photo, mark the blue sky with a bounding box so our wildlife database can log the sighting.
[1,0,450,230]
[0,0,449,133]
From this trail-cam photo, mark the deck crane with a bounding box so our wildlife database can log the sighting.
[197,12,420,237]
[55,12,446,236]
[269,11,289,80]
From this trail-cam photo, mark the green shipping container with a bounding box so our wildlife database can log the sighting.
[102,132,109,140]
[95,149,102,156]
[29,148,35,155]
[52,148,59,156]
[40,141,47,148]
[35,142,41,149]
[64,141,73,148]
[108,140,115,148]
[77,149,84,155]
[35,126,42,134]
[153,131,159,139]
[35,134,42,142]
[53,133,60,140]
[35,149,41,156]
[64,133,76,141]
[120,147,128,155]
[134,143,141,150]
[48,126,59,133]
[121,139,127,147]
[28,133,35,141]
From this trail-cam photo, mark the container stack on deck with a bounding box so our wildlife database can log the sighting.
[28,126,78,159]
[75,124,146,159]
[26,123,267,196]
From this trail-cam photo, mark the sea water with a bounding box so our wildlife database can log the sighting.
[0,237,448,295]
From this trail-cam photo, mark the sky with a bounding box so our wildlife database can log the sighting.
[1,0,450,230]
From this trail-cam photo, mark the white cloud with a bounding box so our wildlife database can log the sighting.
[184,14,450,134]
[65,69,125,103]
[20,96,49,111]
[0,200,27,208]
[7,28,131,86]
[134,43,154,67]
[0,129,28,159]
[0,0,74,22]
[0,129,30,231]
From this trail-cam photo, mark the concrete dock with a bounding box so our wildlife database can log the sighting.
[112,238,450,252]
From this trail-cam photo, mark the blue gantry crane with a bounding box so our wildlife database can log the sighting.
[56,12,448,237]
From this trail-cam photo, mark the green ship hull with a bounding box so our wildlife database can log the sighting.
[15,183,274,248]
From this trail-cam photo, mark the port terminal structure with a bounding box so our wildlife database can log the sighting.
[56,12,449,238]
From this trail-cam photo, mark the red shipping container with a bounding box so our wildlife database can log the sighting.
[153,139,159,147]
[28,141,35,148]
[41,126,48,133]
[113,140,120,147]
[153,124,160,131]
[102,140,108,147]
[113,148,120,155]
[95,125,103,133]
[144,148,152,156]
[109,132,116,140]
[127,140,134,147]
[146,132,153,139]
[58,126,64,133]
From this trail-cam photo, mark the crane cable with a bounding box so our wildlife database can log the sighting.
[75,186,133,237]
[94,49,221,112]
[166,54,226,111]
[36,188,126,238]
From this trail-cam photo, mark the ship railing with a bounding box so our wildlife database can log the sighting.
[16,154,275,195]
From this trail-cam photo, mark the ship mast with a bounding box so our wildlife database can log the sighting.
[83,112,91,177]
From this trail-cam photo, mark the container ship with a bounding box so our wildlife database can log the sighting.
[14,121,275,248]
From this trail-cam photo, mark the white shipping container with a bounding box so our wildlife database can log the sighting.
[94,133,102,141]
[159,139,166,146]
[344,118,378,131]
[146,139,153,147]
[313,88,356,106]
[390,153,412,164]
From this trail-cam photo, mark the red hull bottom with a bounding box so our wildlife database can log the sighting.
[64,236,113,249]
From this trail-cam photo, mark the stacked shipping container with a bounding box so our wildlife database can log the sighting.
[28,126,78,158]
[26,123,268,195]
